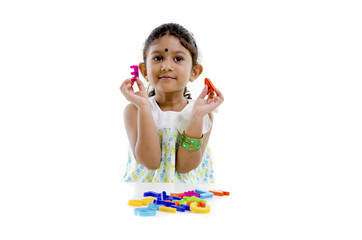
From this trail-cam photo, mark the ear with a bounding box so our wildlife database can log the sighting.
[189,64,203,82]
[138,62,147,81]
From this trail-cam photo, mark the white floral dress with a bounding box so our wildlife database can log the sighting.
[122,96,215,183]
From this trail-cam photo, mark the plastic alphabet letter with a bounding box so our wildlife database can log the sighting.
[147,203,160,211]
[130,65,139,82]
[194,189,207,194]
[141,197,157,206]
[170,193,183,198]
[180,204,191,211]
[144,191,161,198]
[209,190,230,196]
[161,191,181,200]
[209,190,224,196]
[170,205,186,212]
[159,206,177,213]
[190,202,211,214]
[153,199,176,207]
[134,207,157,217]
[195,189,214,199]
[222,191,230,196]
[183,196,206,203]
[200,192,214,199]
[128,200,143,207]
[205,78,216,93]
[182,190,200,198]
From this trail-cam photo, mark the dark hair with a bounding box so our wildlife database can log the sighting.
[143,23,199,100]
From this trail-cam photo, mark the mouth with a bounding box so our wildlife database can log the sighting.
[159,76,176,80]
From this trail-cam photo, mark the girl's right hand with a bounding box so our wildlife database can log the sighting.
[120,78,149,109]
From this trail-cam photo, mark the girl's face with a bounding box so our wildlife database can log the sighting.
[144,35,195,95]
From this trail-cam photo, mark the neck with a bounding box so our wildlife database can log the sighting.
[154,90,187,111]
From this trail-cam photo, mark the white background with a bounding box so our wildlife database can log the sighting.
[1,0,361,239]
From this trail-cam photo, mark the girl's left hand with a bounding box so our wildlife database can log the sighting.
[192,84,224,118]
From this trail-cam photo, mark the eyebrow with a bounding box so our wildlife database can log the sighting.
[150,50,187,56]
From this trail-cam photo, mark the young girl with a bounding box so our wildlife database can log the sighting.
[120,23,224,183]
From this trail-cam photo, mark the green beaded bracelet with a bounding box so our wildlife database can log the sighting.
[180,130,204,151]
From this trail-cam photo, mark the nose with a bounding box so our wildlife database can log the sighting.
[161,58,173,71]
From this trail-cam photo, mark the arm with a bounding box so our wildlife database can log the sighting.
[121,78,161,170]
[176,113,213,173]
[176,85,224,173]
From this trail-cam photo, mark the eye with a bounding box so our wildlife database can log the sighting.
[153,56,163,61]
[174,56,183,62]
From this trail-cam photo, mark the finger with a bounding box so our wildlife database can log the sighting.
[121,82,134,97]
[120,80,127,91]
[197,85,209,100]
[207,89,215,99]
[120,78,133,90]
[134,78,146,91]
[215,88,224,102]
[213,96,223,104]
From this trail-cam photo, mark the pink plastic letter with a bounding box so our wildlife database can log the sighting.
[130,65,139,82]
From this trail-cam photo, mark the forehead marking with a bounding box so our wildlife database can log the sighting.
[165,48,168,52]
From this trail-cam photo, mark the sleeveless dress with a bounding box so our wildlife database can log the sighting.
[122,96,215,183]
